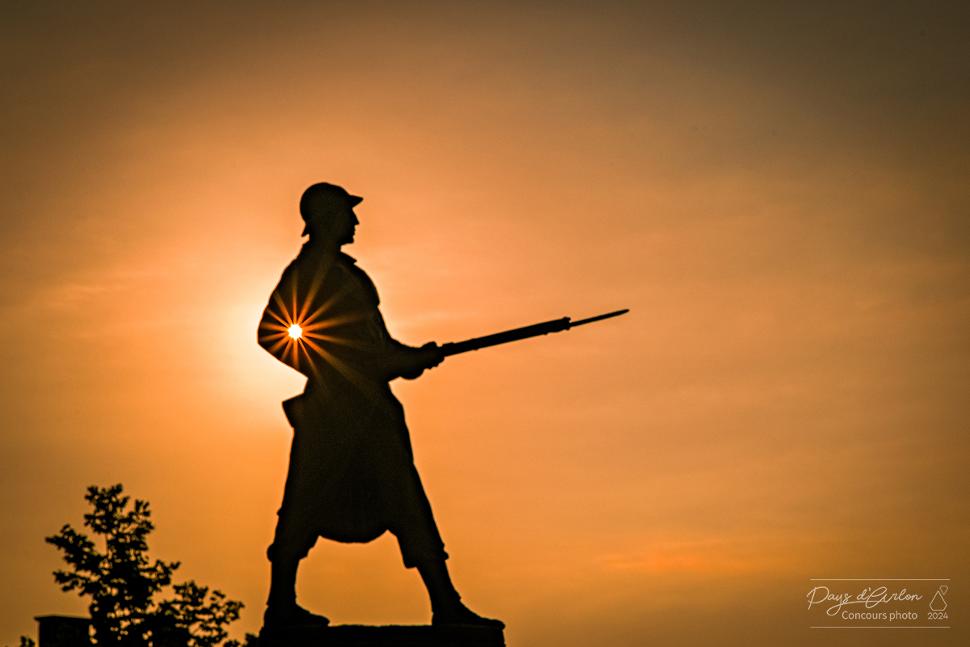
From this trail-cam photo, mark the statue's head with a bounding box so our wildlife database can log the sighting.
[299,182,363,244]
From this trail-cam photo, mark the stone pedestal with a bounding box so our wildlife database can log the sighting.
[258,624,505,647]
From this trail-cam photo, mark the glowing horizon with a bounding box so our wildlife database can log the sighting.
[1,3,968,646]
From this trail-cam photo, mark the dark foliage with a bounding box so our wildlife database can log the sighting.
[45,485,246,647]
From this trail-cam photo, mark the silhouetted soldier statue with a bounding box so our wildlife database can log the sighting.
[258,182,503,634]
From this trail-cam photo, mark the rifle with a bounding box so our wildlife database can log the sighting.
[440,309,629,357]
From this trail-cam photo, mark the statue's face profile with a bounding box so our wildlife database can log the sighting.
[333,206,359,246]
[306,204,359,246]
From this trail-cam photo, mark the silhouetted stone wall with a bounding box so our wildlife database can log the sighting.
[35,616,92,647]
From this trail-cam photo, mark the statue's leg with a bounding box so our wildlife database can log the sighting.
[267,547,299,608]
[262,420,331,629]
[416,559,459,611]
[390,468,503,628]
[263,499,329,629]
[382,434,504,628]
[264,537,329,629]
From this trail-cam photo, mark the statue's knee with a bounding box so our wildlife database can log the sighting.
[268,539,312,564]
[267,542,296,563]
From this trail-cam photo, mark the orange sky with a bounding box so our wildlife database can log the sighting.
[2,3,968,646]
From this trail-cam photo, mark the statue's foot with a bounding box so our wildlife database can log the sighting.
[262,603,330,632]
[432,601,505,629]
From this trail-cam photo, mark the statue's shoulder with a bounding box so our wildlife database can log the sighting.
[281,245,337,281]
[278,246,379,304]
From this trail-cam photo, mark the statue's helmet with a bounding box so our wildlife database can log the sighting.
[299,182,363,235]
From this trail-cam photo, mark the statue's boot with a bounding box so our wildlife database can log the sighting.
[262,603,330,633]
[264,554,329,633]
[419,560,504,629]
[432,600,506,629]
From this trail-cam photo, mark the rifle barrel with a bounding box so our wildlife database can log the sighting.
[439,309,628,357]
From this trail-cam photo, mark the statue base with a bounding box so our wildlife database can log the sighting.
[258,624,505,647]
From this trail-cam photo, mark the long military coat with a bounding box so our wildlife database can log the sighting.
[259,244,444,564]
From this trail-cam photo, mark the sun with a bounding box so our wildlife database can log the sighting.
[258,276,350,379]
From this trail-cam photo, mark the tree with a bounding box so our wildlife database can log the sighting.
[45,485,254,647]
